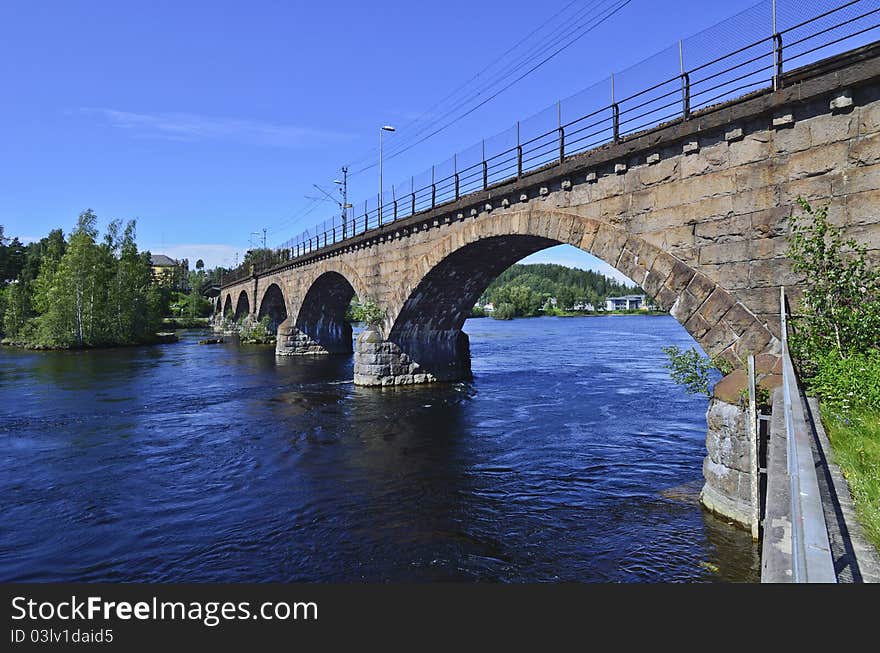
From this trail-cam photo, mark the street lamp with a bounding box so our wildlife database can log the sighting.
[379,125,395,223]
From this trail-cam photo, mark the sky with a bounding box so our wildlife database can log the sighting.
[1,0,769,280]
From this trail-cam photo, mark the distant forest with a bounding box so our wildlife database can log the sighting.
[478,263,640,319]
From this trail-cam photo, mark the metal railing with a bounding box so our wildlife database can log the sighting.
[779,287,836,582]
[222,0,880,286]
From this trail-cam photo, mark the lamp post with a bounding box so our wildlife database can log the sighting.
[379,125,395,223]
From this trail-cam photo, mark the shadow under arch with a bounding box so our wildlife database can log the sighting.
[257,283,288,334]
[234,290,250,321]
[222,294,233,318]
[386,234,560,381]
[287,271,358,355]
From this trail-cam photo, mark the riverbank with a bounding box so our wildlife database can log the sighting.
[162,316,211,329]
[470,310,668,319]
[0,331,179,350]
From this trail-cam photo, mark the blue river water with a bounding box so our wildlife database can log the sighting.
[0,315,760,582]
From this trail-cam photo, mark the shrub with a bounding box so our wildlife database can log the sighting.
[238,315,274,344]
[662,345,715,398]
[662,346,740,399]
[806,349,880,412]
[787,198,880,371]
[349,299,385,329]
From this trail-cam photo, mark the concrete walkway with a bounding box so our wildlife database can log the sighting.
[761,387,880,582]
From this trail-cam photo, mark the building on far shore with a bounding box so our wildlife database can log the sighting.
[150,254,187,289]
[604,294,646,311]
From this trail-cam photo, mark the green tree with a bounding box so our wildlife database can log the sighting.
[493,302,516,320]
[44,210,102,346]
[20,229,66,284]
[0,235,27,283]
[787,199,880,370]
[3,280,30,338]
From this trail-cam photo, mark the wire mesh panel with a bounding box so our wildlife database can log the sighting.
[518,103,561,172]
[433,154,457,206]
[684,0,776,113]
[614,44,683,137]
[779,0,880,70]
[484,124,518,186]
[456,140,486,195]
[560,76,615,156]
[410,167,434,213]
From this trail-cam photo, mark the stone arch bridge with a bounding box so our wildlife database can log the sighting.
[219,47,880,530]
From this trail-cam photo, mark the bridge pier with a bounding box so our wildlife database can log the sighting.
[275,317,353,356]
[353,328,471,386]
[701,397,756,529]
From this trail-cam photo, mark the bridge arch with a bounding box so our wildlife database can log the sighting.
[257,283,287,334]
[233,289,251,321]
[290,271,358,354]
[359,208,777,385]
[273,260,369,356]
[222,294,233,318]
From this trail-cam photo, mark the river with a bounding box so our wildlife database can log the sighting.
[0,315,760,582]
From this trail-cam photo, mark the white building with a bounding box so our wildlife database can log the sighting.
[604,294,646,311]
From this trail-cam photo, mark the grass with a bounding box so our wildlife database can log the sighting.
[823,407,880,550]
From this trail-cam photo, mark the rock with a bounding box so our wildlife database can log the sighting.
[712,369,747,404]
[758,373,783,393]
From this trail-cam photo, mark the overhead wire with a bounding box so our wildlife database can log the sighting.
[349,0,632,174]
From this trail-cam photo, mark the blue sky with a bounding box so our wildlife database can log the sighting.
[1,0,764,279]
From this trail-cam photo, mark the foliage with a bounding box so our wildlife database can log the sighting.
[662,345,765,402]
[480,263,638,318]
[662,345,716,398]
[492,302,516,320]
[0,285,6,337]
[784,199,880,550]
[489,284,545,318]
[3,281,31,338]
[2,212,162,348]
[787,198,880,371]
[738,383,771,410]
[469,304,487,318]
[823,409,880,549]
[714,356,735,376]
[169,289,212,319]
[238,315,274,344]
[806,349,880,412]
[347,299,385,328]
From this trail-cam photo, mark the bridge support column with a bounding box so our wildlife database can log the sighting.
[353,328,471,386]
[700,397,756,530]
[275,317,353,356]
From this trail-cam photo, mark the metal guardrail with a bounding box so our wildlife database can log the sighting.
[779,287,836,582]
[221,1,880,287]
